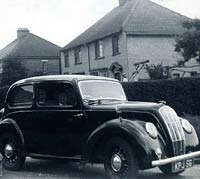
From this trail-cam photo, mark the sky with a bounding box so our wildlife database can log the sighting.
[0,0,200,50]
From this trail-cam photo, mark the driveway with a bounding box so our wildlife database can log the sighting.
[1,158,200,179]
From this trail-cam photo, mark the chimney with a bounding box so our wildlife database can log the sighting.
[17,28,30,39]
[119,0,129,6]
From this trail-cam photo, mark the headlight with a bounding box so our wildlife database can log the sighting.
[181,118,192,134]
[145,122,158,139]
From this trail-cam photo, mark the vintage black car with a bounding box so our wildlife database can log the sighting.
[0,75,200,179]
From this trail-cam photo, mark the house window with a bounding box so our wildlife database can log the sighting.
[90,71,98,76]
[112,34,120,55]
[74,47,82,64]
[72,72,85,75]
[90,70,108,77]
[64,52,69,67]
[95,40,104,59]
[41,60,48,74]
[99,71,108,77]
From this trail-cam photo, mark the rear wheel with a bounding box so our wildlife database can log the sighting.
[104,137,138,179]
[0,133,26,171]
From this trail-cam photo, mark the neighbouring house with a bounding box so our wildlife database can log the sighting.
[60,0,199,81]
[0,28,61,78]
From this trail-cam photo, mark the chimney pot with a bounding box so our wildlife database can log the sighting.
[17,28,30,39]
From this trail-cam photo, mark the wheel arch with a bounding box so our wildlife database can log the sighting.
[82,118,156,168]
[0,118,24,145]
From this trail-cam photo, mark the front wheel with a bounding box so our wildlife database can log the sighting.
[104,137,139,179]
[0,133,26,171]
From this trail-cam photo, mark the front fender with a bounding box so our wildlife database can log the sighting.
[0,118,24,145]
[82,118,163,168]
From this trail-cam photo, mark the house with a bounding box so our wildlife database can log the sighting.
[0,28,61,77]
[60,0,196,81]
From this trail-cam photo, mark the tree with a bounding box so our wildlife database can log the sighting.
[1,58,28,86]
[145,64,170,80]
[175,19,200,65]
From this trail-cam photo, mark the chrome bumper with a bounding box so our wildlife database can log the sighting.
[152,151,200,167]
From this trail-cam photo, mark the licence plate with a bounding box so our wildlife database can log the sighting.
[172,159,194,173]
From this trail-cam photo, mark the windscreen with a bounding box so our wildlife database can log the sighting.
[78,80,127,101]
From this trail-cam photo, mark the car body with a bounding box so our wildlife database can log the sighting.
[0,75,200,179]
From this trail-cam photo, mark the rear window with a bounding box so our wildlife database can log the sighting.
[8,85,34,108]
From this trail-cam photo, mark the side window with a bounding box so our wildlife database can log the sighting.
[37,83,77,107]
[9,85,34,107]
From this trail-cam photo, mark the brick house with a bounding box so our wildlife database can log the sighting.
[0,28,61,77]
[60,0,196,81]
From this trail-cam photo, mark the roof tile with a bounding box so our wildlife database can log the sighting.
[0,32,61,59]
[62,0,190,50]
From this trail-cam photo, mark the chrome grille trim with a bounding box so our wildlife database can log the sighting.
[159,106,185,155]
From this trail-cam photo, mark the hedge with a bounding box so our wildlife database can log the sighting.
[0,77,200,116]
[122,77,200,116]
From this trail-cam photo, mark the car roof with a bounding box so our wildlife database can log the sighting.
[13,75,119,85]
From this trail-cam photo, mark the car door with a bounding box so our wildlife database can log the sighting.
[5,84,38,150]
[33,81,87,156]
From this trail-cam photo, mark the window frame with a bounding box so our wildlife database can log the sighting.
[64,52,70,67]
[74,47,82,65]
[95,40,104,59]
[7,84,34,109]
[112,34,120,55]
[90,69,108,77]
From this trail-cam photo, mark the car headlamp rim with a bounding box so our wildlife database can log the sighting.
[181,119,192,134]
[145,122,158,139]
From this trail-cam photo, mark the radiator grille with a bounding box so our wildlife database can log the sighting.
[159,106,185,155]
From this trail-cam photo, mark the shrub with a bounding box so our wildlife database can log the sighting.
[122,77,200,115]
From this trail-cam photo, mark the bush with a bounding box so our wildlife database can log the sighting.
[122,77,200,115]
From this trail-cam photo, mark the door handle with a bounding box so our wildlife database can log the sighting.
[74,113,84,117]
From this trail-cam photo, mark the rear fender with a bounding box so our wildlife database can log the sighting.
[0,118,24,145]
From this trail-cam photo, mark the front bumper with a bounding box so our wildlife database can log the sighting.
[152,151,200,167]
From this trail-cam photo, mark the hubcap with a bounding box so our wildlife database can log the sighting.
[111,154,122,172]
[4,144,14,159]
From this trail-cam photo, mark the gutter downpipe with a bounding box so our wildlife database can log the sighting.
[86,44,91,74]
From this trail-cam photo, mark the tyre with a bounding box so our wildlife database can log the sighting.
[104,137,139,179]
[159,164,185,175]
[0,133,26,171]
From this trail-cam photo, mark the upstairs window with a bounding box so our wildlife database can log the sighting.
[112,34,120,55]
[64,52,69,67]
[95,40,104,59]
[74,47,82,64]
[8,85,33,108]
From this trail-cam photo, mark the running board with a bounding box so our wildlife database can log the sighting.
[29,153,81,161]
